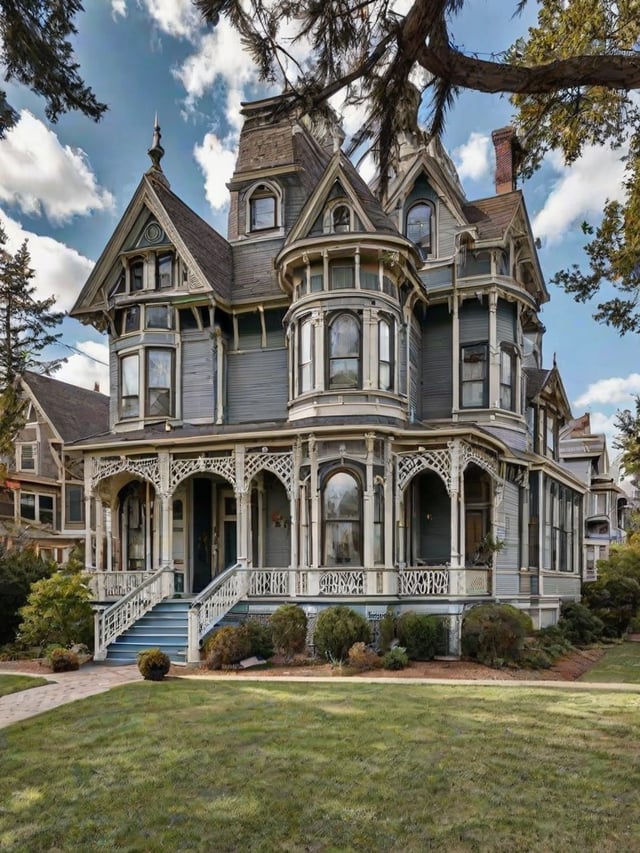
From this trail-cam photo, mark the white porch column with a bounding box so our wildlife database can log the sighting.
[235,445,247,564]
[95,495,104,572]
[488,289,499,408]
[83,458,93,571]
[309,435,319,569]
[449,440,464,595]
[289,439,301,594]
[106,504,113,572]
[158,451,172,569]
[364,434,376,593]
[383,439,394,593]
[451,289,460,420]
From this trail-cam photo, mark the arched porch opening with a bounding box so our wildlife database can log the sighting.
[117,479,156,573]
[405,469,450,566]
[463,463,493,565]
[250,470,291,568]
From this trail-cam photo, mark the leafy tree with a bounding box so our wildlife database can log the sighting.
[0,1,107,137]
[18,567,94,648]
[582,533,640,637]
[0,544,55,645]
[614,399,640,479]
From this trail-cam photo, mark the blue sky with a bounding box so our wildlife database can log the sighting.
[0,0,637,450]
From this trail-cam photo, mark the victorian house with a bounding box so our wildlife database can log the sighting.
[70,100,585,662]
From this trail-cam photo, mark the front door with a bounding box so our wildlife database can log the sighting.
[192,478,213,593]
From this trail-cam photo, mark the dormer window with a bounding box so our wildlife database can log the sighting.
[249,183,278,231]
[332,204,351,233]
[406,201,434,259]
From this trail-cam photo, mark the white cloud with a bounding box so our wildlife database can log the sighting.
[453,132,491,182]
[0,111,114,224]
[56,340,110,394]
[193,133,237,211]
[585,410,621,449]
[573,373,640,408]
[111,0,126,17]
[533,145,627,244]
[140,0,202,40]
[1,211,94,312]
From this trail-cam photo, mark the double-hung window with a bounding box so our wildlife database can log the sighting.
[328,314,360,389]
[461,344,487,408]
[500,347,516,411]
[121,353,140,418]
[146,349,173,417]
[299,318,314,393]
[379,318,392,391]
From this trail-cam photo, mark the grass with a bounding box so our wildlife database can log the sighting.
[1,680,640,851]
[0,674,49,697]
[580,641,640,683]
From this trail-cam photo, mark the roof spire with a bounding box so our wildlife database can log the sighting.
[146,113,169,187]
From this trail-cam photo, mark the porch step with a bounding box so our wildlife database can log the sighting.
[106,599,190,664]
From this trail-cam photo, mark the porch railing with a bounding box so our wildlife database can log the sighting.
[94,564,173,661]
[187,562,248,663]
[87,571,152,600]
[400,567,490,596]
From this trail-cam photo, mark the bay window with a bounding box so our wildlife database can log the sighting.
[121,353,140,418]
[146,349,173,417]
[120,348,175,420]
[500,346,516,411]
[379,318,392,391]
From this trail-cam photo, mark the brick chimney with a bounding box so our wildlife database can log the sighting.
[492,126,516,194]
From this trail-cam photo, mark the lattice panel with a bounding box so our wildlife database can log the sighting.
[244,451,294,498]
[398,569,449,596]
[319,570,365,595]
[249,570,290,596]
[92,456,161,490]
[170,455,236,493]
[459,442,499,482]
[464,569,490,595]
[396,448,451,494]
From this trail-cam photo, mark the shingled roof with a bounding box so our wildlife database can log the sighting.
[22,372,110,444]
[463,191,522,240]
[523,367,551,401]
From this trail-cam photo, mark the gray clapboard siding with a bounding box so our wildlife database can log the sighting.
[227,349,288,422]
[398,324,407,398]
[459,298,488,343]
[409,318,421,419]
[109,354,118,426]
[437,205,457,257]
[265,478,290,567]
[421,303,452,419]
[542,574,581,597]
[181,334,215,421]
[495,573,520,595]
[496,482,520,570]
[497,299,516,344]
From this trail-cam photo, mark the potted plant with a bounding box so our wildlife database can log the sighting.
[137,647,171,681]
[472,533,506,566]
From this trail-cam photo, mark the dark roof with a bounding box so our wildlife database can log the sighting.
[22,371,110,443]
[152,181,233,302]
[523,367,551,401]
[341,157,399,235]
[463,191,522,240]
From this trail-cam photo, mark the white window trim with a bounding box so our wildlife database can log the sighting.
[17,442,37,473]
[20,491,55,525]
[245,180,283,234]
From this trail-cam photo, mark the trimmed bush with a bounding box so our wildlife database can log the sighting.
[558,601,604,646]
[269,604,308,659]
[48,648,79,672]
[347,641,380,672]
[243,619,274,660]
[137,648,170,680]
[18,570,94,649]
[0,547,55,645]
[382,647,409,670]
[397,612,438,660]
[519,647,552,669]
[313,606,371,662]
[205,626,252,670]
[378,610,397,653]
[461,603,533,667]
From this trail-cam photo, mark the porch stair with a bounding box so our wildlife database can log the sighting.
[105,599,191,664]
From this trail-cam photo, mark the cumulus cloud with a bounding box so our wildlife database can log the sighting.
[453,132,491,182]
[533,146,627,244]
[585,410,622,449]
[111,0,126,17]
[56,340,110,394]
[573,373,640,408]
[1,211,94,312]
[140,0,201,40]
[193,133,237,211]
[0,112,114,224]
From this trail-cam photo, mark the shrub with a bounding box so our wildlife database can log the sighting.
[378,609,397,653]
[347,642,380,672]
[137,647,170,680]
[397,612,438,660]
[519,647,552,669]
[382,647,409,670]
[461,603,533,667]
[269,604,308,660]
[48,648,80,672]
[558,601,604,646]
[0,547,55,645]
[18,570,94,649]
[242,619,274,660]
[205,626,252,670]
[313,606,371,662]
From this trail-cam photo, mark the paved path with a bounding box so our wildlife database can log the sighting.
[1,665,639,730]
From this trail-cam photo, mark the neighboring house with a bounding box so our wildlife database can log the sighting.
[69,102,586,662]
[0,371,109,563]
[560,414,628,581]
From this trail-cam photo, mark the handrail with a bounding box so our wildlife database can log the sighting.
[187,562,248,663]
[94,564,173,660]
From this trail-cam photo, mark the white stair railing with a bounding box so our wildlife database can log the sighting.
[94,564,172,661]
[187,562,248,663]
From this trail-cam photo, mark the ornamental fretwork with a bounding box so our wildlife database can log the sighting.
[396,448,451,495]
[458,441,504,506]
[244,451,294,498]
[169,455,236,493]
[91,456,161,491]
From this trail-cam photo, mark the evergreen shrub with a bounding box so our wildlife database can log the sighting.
[461,603,533,667]
[269,604,308,659]
[382,647,409,670]
[137,648,170,680]
[205,626,251,670]
[397,611,438,660]
[313,605,371,662]
[558,601,604,646]
[48,647,79,672]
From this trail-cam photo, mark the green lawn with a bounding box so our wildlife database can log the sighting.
[580,641,640,683]
[0,674,49,697]
[1,680,640,852]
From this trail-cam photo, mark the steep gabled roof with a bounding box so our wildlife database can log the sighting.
[463,191,522,241]
[524,366,572,420]
[21,372,110,444]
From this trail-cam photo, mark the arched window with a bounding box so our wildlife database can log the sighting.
[406,202,434,259]
[328,314,360,389]
[378,318,392,391]
[323,471,362,566]
[332,204,351,233]
[248,183,278,231]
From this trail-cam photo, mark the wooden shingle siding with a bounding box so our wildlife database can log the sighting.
[182,334,215,421]
[232,240,283,302]
[421,303,452,419]
[497,299,516,344]
[459,298,488,342]
[227,349,288,422]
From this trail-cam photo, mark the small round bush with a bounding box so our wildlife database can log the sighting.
[48,647,79,672]
[558,601,604,646]
[461,604,533,667]
[347,641,380,672]
[382,647,409,670]
[205,626,252,670]
[313,606,371,662]
[397,612,438,660]
[137,647,170,680]
[269,604,308,659]
[242,619,274,660]
[519,647,552,669]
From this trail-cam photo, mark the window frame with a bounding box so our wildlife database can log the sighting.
[406,200,435,259]
[145,348,175,418]
[17,442,37,473]
[20,491,54,526]
[65,484,84,525]
[298,317,315,394]
[332,204,352,233]
[322,469,363,567]
[460,343,488,409]
[327,312,361,391]
[155,252,174,290]
[120,352,140,419]
[247,182,280,232]
[378,317,393,392]
[129,256,144,292]
[499,345,517,412]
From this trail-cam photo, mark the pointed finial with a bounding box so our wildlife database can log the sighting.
[148,113,164,171]
[553,351,557,368]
